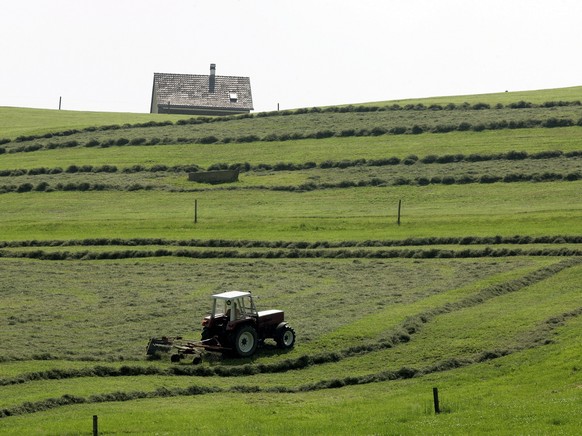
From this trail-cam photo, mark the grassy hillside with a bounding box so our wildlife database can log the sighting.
[0,87,581,435]
[0,107,191,140]
[3,85,581,141]
[0,182,580,241]
[362,85,582,107]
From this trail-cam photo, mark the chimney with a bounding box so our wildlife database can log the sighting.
[209,63,216,93]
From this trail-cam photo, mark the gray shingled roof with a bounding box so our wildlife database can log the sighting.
[151,72,253,113]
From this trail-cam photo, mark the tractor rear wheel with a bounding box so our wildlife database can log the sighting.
[233,325,258,357]
[276,325,296,349]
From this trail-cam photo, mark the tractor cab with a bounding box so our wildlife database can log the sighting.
[204,291,257,327]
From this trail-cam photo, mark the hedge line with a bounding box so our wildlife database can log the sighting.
[2,235,580,249]
[6,116,582,155]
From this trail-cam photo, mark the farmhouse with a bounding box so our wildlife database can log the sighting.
[150,64,253,116]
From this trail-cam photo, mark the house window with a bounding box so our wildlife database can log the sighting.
[229,92,238,103]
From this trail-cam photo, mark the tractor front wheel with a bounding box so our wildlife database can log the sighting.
[233,325,258,357]
[201,327,212,341]
[276,325,296,349]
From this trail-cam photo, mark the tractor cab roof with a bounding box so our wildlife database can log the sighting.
[212,291,251,300]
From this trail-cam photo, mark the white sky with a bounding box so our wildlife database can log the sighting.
[2,0,581,113]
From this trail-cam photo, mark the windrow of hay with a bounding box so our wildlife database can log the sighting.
[4,98,582,153]
[2,306,580,418]
[1,150,580,178]
[2,235,581,248]
[1,247,581,261]
[2,170,580,195]
[3,259,579,388]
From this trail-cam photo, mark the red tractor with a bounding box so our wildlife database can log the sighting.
[147,291,295,361]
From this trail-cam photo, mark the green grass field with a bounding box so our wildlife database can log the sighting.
[0,182,580,241]
[0,87,581,435]
[364,85,582,106]
[2,128,582,172]
[0,107,190,139]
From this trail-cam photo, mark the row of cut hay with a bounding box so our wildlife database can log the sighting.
[5,99,580,145]
[2,247,581,262]
[1,170,580,195]
[2,235,580,249]
[4,117,582,155]
[2,149,579,178]
[3,306,580,418]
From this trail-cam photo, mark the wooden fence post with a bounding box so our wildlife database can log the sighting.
[433,387,440,414]
[397,199,402,225]
[194,199,198,224]
[93,415,98,435]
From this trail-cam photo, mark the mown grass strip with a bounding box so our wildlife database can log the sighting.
[2,149,579,178]
[2,258,577,388]
[339,258,582,355]
[1,183,579,241]
[4,128,581,175]
[2,306,579,419]
[1,169,581,195]
[3,94,582,141]
[4,110,582,156]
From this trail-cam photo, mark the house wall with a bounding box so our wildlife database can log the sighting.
[150,80,159,114]
[156,105,251,116]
